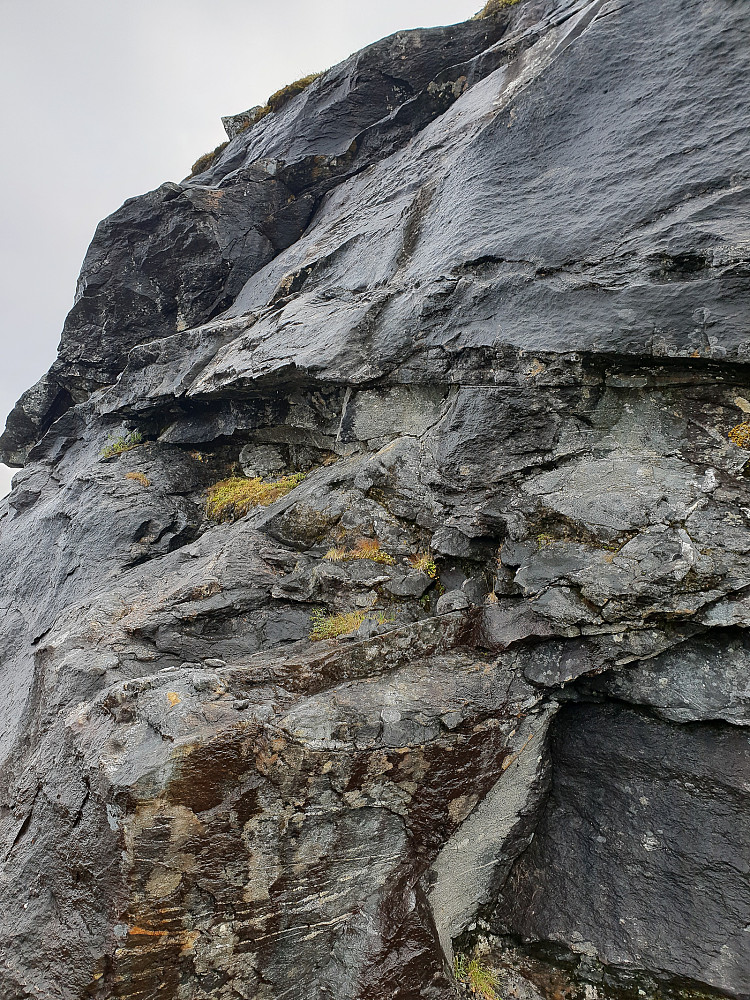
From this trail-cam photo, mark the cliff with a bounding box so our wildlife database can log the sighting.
[1,1,749,998]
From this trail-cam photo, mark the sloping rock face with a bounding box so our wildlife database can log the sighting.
[1,2,749,999]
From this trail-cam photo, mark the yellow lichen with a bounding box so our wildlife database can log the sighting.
[454,955,500,1000]
[323,538,396,565]
[205,473,305,522]
[728,423,750,448]
[125,471,151,487]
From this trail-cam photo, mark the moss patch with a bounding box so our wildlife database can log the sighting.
[205,473,305,522]
[473,0,521,18]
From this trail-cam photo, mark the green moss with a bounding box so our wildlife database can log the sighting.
[473,0,521,18]
[205,473,305,522]
[189,141,229,177]
[101,430,143,459]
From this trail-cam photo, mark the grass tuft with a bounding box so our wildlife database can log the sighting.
[473,0,521,17]
[101,430,143,459]
[409,551,437,578]
[205,473,305,522]
[267,72,323,112]
[234,72,324,135]
[189,141,229,177]
[309,608,394,642]
[454,955,500,1000]
[125,471,151,487]
[324,538,396,565]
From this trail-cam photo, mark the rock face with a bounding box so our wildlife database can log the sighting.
[0,2,749,999]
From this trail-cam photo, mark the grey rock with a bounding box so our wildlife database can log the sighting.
[491,704,750,998]
[0,1,749,998]
[436,590,471,615]
[222,106,262,139]
[386,569,434,598]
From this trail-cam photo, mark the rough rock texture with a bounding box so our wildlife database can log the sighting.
[1,1,749,999]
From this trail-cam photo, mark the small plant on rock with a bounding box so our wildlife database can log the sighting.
[237,72,324,134]
[453,954,500,1000]
[189,141,229,177]
[309,608,394,642]
[409,551,437,578]
[205,473,305,522]
[536,532,554,549]
[125,471,151,487]
[309,609,367,641]
[101,430,143,459]
[324,538,396,565]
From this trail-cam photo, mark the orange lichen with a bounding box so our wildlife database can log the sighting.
[728,424,750,448]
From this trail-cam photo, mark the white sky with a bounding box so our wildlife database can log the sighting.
[0,0,480,497]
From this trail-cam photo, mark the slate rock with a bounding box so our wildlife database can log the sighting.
[0,1,748,998]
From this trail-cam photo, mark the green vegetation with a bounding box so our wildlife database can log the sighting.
[409,551,437,578]
[236,72,324,133]
[101,430,143,459]
[536,532,554,549]
[267,72,323,113]
[189,141,229,177]
[453,955,500,1000]
[125,471,151,487]
[309,608,394,642]
[324,538,396,566]
[189,71,322,175]
[205,473,305,522]
[473,0,521,17]
[728,423,750,448]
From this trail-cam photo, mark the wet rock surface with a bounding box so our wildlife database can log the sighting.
[0,1,749,998]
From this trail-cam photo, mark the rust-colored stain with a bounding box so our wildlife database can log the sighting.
[166,691,181,707]
[128,925,167,937]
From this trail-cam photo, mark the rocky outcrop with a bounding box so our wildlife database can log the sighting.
[1,1,749,999]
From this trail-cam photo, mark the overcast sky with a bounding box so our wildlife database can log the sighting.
[0,0,480,497]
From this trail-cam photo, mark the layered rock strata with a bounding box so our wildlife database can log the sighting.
[1,1,749,998]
